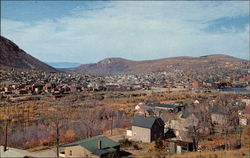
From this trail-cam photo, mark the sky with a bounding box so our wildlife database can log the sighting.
[1,1,249,64]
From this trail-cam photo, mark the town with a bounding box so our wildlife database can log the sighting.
[0,68,249,158]
[1,1,249,157]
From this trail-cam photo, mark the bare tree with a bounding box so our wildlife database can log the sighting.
[1,103,13,152]
[47,101,65,158]
[80,108,98,138]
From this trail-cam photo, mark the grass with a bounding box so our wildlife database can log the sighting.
[130,147,250,158]
[168,147,250,158]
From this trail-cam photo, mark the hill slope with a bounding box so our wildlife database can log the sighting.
[70,54,247,75]
[0,36,56,72]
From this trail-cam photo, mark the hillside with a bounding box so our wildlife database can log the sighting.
[70,54,247,75]
[0,36,56,72]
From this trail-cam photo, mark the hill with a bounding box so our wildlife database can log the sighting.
[69,54,247,75]
[0,36,56,72]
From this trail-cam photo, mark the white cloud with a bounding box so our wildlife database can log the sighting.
[1,1,249,63]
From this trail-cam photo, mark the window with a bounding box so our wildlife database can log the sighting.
[69,150,72,156]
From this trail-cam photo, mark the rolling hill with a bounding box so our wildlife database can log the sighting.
[0,36,56,72]
[70,54,248,75]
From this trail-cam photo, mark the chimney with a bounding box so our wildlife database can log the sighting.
[97,140,102,150]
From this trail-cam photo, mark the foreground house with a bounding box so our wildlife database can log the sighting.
[131,115,164,143]
[0,146,34,158]
[61,136,120,158]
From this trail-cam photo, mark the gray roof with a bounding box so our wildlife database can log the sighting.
[132,115,164,129]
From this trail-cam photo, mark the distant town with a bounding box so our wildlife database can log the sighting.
[0,62,249,157]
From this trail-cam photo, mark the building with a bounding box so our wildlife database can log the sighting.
[135,102,146,110]
[239,116,250,125]
[169,113,199,139]
[239,106,250,125]
[168,139,194,154]
[131,115,165,143]
[0,146,34,158]
[61,136,120,158]
[148,103,184,113]
[210,105,230,125]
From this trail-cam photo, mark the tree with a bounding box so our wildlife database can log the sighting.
[187,112,209,151]
[47,101,65,158]
[1,103,13,152]
[80,108,98,138]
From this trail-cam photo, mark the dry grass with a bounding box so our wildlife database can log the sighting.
[131,147,250,158]
[169,148,250,158]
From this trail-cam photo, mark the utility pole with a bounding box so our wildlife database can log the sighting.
[3,104,11,152]
[56,122,60,158]
[4,121,8,152]
[110,113,113,136]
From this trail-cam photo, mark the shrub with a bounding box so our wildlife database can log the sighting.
[155,139,163,149]
[133,144,139,150]
[118,138,132,147]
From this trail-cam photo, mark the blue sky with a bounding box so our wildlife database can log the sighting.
[1,1,249,63]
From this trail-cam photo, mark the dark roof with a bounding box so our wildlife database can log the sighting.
[61,136,119,156]
[149,103,179,109]
[132,115,164,129]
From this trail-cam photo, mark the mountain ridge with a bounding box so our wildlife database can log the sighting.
[69,54,247,75]
[0,36,57,72]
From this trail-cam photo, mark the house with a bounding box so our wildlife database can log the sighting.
[210,105,229,125]
[182,100,193,106]
[239,116,250,125]
[194,100,199,104]
[0,146,35,158]
[43,83,56,93]
[136,106,155,117]
[168,138,194,154]
[126,128,133,137]
[14,89,28,95]
[32,83,44,93]
[131,115,164,143]
[239,106,250,125]
[169,113,199,139]
[192,81,203,88]
[148,103,184,113]
[61,136,120,158]
[135,102,146,110]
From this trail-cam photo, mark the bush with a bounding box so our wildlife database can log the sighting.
[155,139,163,149]
[133,144,139,150]
[108,152,120,158]
[118,139,132,147]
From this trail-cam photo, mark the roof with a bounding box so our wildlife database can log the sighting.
[149,103,179,109]
[242,107,250,114]
[0,146,34,157]
[138,106,153,110]
[182,100,193,104]
[61,136,119,156]
[132,115,164,129]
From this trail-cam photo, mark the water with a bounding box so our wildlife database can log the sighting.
[221,88,248,92]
